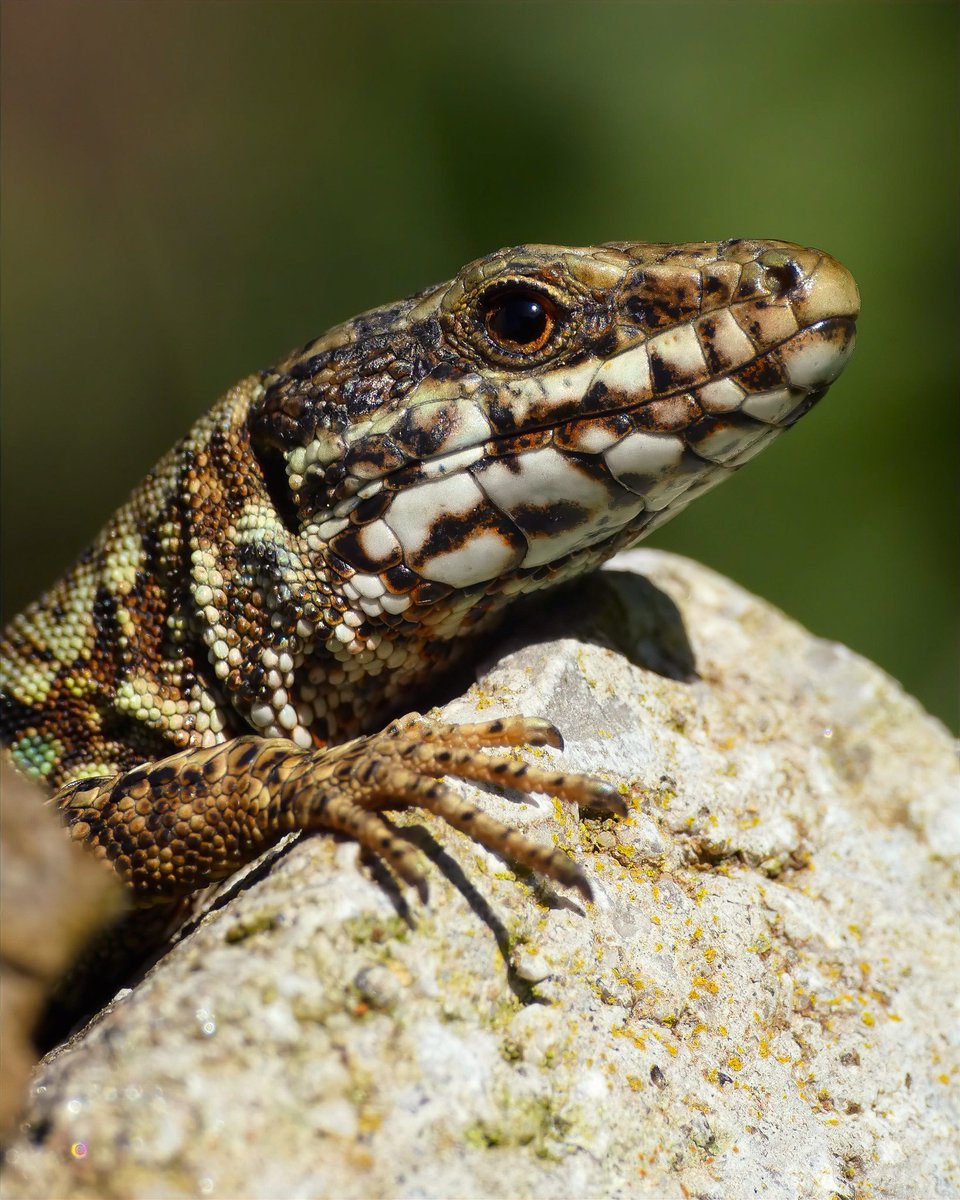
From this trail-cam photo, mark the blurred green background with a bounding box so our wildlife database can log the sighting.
[2,1,957,729]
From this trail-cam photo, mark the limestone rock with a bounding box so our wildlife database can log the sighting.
[1,550,957,1199]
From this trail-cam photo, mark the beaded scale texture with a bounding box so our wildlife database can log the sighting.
[0,240,859,914]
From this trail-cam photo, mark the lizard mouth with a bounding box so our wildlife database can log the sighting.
[300,314,856,599]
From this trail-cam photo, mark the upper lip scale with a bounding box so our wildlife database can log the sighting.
[336,316,856,498]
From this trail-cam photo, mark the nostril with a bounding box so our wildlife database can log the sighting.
[762,259,802,297]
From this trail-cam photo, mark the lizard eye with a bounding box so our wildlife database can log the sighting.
[477,284,564,357]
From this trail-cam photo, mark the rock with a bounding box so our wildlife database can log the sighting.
[0,765,125,1142]
[1,550,957,1199]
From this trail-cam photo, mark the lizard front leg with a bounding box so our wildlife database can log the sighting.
[56,716,626,905]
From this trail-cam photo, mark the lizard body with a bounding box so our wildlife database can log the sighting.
[0,240,858,909]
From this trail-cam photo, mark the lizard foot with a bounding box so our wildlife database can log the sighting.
[58,715,626,904]
[289,713,626,902]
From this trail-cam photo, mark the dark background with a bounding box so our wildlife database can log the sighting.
[2,1,957,728]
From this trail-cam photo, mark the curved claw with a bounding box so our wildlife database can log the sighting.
[575,778,628,816]
[513,718,564,751]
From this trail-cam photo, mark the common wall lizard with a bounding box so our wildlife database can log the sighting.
[0,240,858,921]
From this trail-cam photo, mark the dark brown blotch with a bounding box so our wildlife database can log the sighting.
[735,355,786,393]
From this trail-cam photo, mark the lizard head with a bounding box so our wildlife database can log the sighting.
[243,240,858,737]
[251,240,858,629]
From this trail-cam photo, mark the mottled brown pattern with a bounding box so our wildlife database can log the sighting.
[0,241,859,917]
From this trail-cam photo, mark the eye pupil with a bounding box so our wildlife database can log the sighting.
[489,295,546,344]
[484,289,553,349]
